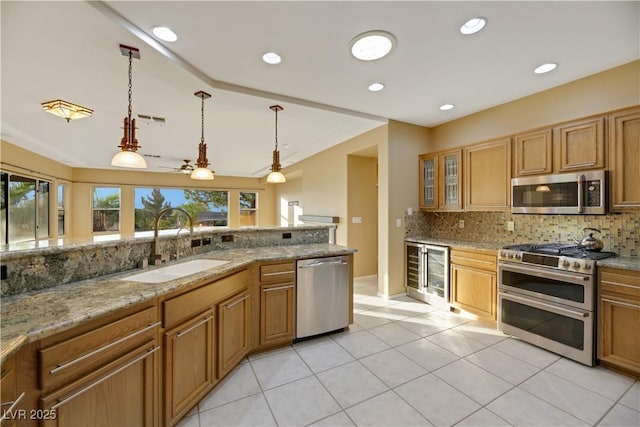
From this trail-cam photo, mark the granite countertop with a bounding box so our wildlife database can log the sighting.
[596,256,640,272]
[0,243,354,364]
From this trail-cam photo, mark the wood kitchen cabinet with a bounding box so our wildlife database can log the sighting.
[1,356,18,427]
[450,248,498,323]
[419,153,438,210]
[513,128,553,176]
[164,309,215,426]
[464,138,512,211]
[418,149,462,211]
[598,267,640,378]
[38,301,160,427]
[218,290,251,378]
[609,106,640,211]
[556,116,605,172]
[259,261,296,348]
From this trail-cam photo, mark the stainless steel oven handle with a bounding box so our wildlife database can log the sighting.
[501,291,590,319]
[499,262,590,284]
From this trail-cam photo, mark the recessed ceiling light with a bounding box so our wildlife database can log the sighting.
[152,26,178,42]
[350,30,396,61]
[440,104,455,111]
[534,62,558,74]
[460,17,487,35]
[368,82,385,92]
[262,52,282,65]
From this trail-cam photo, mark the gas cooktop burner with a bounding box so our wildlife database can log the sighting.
[503,242,616,259]
[499,242,616,274]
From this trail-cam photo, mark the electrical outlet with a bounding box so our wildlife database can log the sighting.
[202,237,211,245]
[507,221,515,231]
[190,238,202,248]
[282,232,292,239]
[221,235,234,242]
[459,220,465,228]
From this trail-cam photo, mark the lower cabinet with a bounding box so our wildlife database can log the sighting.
[37,301,161,427]
[450,248,497,322]
[218,290,251,378]
[260,282,296,346]
[0,356,20,427]
[598,267,640,377]
[164,309,215,426]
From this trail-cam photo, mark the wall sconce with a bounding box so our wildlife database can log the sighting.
[41,99,93,122]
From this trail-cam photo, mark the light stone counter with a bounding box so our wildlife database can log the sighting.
[596,256,640,272]
[405,236,501,252]
[0,243,355,364]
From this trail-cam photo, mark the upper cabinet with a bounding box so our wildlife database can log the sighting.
[419,149,462,211]
[438,148,463,211]
[464,138,512,211]
[556,116,605,172]
[514,128,553,176]
[609,107,640,211]
[418,153,438,210]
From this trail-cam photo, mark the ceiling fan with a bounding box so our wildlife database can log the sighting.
[158,159,194,174]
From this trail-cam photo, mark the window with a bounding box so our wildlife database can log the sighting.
[0,172,50,243]
[239,192,258,226]
[134,187,229,233]
[92,187,120,233]
[58,184,65,235]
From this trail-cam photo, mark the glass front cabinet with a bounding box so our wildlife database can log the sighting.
[419,149,462,211]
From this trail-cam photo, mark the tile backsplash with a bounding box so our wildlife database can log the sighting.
[406,211,638,257]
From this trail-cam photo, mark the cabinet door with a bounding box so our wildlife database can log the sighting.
[450,264,496,321]
[419,153,438,210]
[598,296,640,375]
[464,138,512,211]
[40,345,159,427]
[164,310,215,426]
[609,107,640,210]
[260,283,296,347]
[557,116,605,172]
[0,357,17,427]
[218,291,251,378]
[438,148,463,211]
[514,129,552,176]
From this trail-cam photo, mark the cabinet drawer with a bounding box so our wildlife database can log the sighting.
[260,262,295,284]
[451,249,497,271]
[40,306,158,393]
[599,268,640,302]
[164,269,249,328]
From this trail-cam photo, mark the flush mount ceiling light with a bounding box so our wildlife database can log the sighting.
[152,26,178,42]
[350,30,396,61]
[111,44,147,169]
[534,62,558,74]
[262,52,282,65]
[368,82,385,92]
[191,91,214,180]
[41,99,93,122]
[266,105,286,184]
[460,17,487,35]
[439,104,455,111]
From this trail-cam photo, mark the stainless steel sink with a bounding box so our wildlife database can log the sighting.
[121,259,230,283]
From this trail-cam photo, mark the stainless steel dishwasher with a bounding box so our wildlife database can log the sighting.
[296,255,350,339]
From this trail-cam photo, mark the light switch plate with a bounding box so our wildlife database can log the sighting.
[507,221,515,231]
[396,218,402,227]
[352,216,362,224]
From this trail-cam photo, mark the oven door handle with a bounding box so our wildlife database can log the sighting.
[501,291,590,319]
[499,262,590,284]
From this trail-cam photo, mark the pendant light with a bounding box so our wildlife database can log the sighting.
[266,104,286,183]
[190,91,214,180]
[112,44,147,168]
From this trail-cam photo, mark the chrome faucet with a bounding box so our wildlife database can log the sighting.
[152,207,195,265]
[175,226,192,260]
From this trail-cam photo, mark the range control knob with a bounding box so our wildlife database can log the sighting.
[562,260,571,268]
[515,253,522,260]
[573,261,581,269]
[584,263,592,270]
[508,253,514,259]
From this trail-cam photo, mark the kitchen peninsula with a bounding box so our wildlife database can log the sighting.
[0,225,354,426]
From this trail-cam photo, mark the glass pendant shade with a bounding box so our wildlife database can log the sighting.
[266,171,286,183]
[111,150,147,168]
[191,166,214,180]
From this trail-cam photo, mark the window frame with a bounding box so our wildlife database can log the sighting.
[92,186,121,234]
[239,191,259,227]
[1,172,51,244]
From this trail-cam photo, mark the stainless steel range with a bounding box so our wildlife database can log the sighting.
[498,243,616,366]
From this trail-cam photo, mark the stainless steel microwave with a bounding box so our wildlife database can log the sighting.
[511,170,606,214]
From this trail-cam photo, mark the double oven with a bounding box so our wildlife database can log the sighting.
[498,243,614,366]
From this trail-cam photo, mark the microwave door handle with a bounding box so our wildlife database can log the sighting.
[577,174,584,213]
